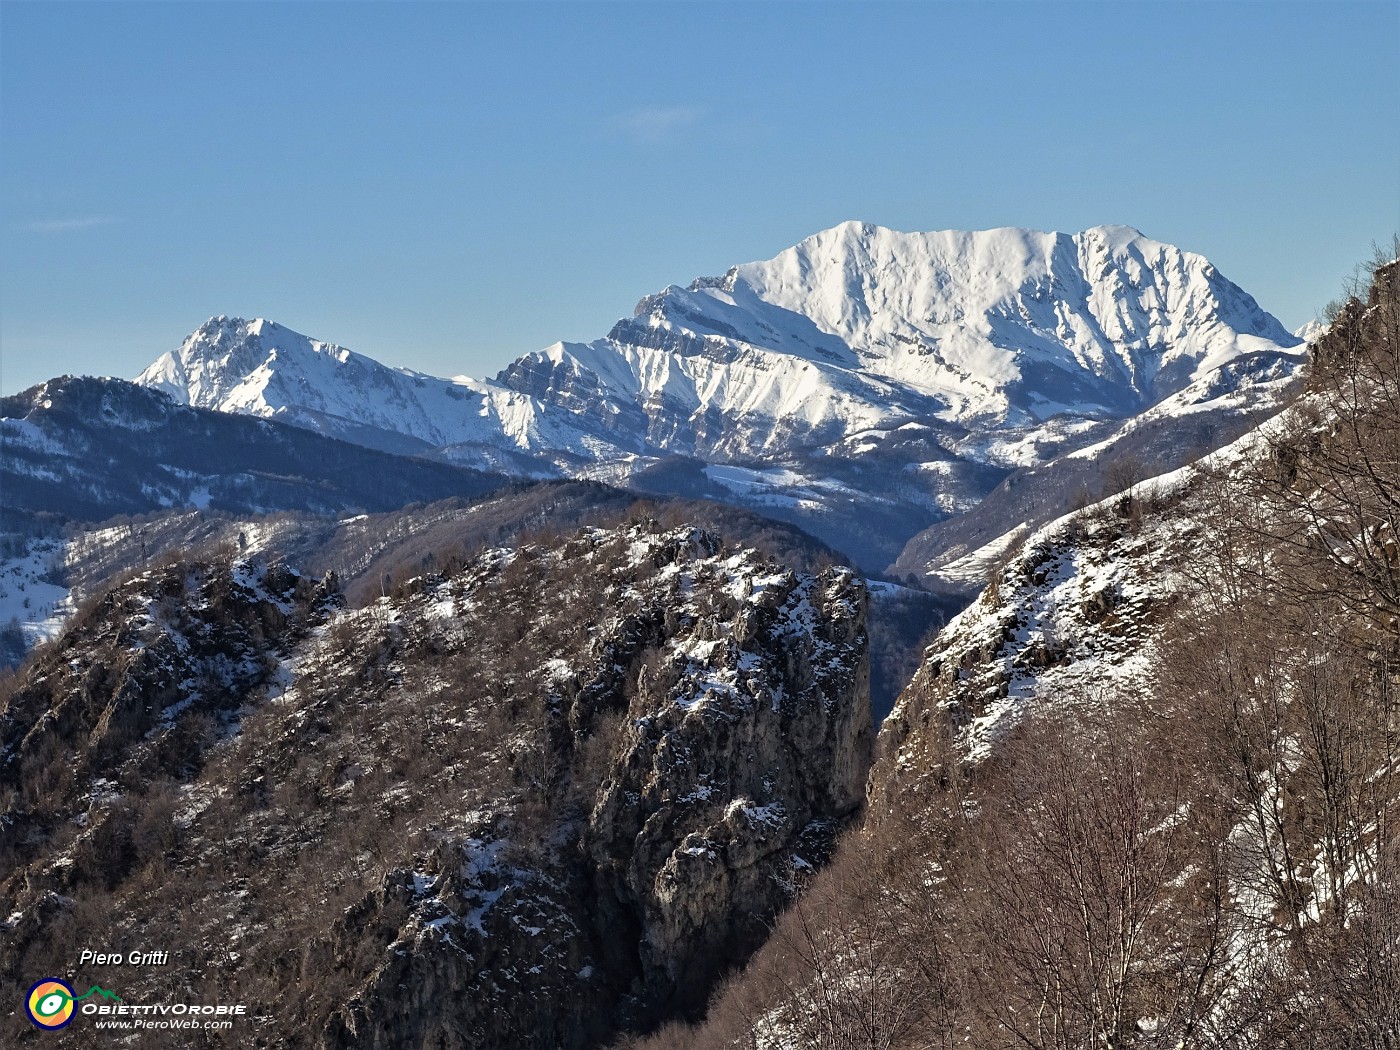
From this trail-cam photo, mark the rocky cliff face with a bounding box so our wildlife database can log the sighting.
[0,519,868,1049]
[583,551,867,1017]
[870,488,1186,816]
[316,526,869,1048]
[0,557,340,890]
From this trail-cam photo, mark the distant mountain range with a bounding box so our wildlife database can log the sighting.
[120,223,1305,570]
[0,376,506,531]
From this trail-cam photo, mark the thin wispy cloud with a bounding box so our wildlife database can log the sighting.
[611,105,706,144]
[25,216,119,234]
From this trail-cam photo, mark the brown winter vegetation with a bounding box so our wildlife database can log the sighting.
[0,516,870,1048]
[625,255,1400,1049]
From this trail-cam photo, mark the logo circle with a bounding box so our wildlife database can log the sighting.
[26,978,76,1029]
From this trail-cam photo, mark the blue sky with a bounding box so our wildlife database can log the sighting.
[2,1,1397,394]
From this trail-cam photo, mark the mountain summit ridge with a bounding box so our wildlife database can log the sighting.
[137,223,1300,455]
[133,223,1305,568]
[137,315,549,458]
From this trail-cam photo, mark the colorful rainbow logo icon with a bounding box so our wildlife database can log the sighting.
[26,978,76,1029]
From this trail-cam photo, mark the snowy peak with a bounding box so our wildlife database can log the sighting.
[137,226,1300,464]
[138,316,370,413]
[505,222,1301,468]
[1293,318,1329,345]
[135,315,579,463]
[128,224,1305,570]
[710,222,1297,410]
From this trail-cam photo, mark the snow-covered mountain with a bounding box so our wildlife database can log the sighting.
[134,223,1305,569]
[1,374,506,528]
[510,222,1297,453]
[890,338,1305,588]
[1293,317,1329,346]
[136,317,595,471]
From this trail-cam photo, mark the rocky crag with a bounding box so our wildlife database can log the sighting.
[0,519,869,1048]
